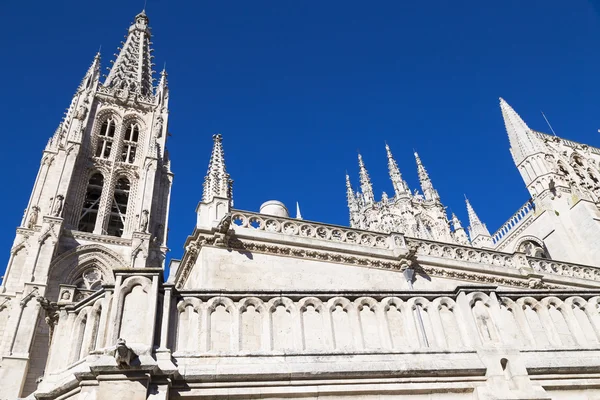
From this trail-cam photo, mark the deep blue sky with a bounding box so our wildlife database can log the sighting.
[1,1,600,269]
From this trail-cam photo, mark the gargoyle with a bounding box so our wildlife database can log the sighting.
[113,338,135,368]
[213,212,233,246]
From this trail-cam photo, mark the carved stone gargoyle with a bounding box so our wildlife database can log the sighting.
[213,212,233,247]
[399,242,420,271]
[113,338,135,368]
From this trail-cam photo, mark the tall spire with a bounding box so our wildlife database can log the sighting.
[499,97,546,164]
[104,11,154,96]
[296,202,303,220]
[465,197,492,247]
[358,154,375,205]
[202,134,232,203]
[386,143,410,197]
[414,152,440,202]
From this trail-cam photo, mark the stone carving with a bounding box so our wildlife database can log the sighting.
[26,206,40,229]
[52,195,64,217]
[74,103,88,121]
[153,116,163,138]
[113,338,135,368]
[37,296,59,345]
[139,209,149,232]
[213,212,233,247]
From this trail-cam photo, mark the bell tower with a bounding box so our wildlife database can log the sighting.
[0,11,172,398]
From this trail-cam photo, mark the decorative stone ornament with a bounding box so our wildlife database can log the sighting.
[113,338,135,368]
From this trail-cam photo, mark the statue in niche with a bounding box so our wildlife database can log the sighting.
[139,209,149,232]
[60,291,71,301]
[74,103,88,121]
[27,206,40,229]
[153,116,163,138]
[52,195,64,217]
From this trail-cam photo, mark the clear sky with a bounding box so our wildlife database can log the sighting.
[1,0,600,270]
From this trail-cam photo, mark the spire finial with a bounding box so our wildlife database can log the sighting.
[345,173,359,223]
[465,196,491,242]
[296,202,303,220]
[414,152,440,202]
[385,143,409,197]
[202,134,232,203]
[358,154,375,206]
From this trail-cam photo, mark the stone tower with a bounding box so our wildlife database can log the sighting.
[493,98,600,265]
[0,11,172,398]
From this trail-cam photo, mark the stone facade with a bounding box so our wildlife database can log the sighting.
[2,9,600,400]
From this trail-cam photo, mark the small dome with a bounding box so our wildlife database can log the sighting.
[259,200,289,218]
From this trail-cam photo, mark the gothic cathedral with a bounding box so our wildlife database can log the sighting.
[2,10,600,400]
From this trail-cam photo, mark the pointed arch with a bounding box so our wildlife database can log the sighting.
[47,244,123,300]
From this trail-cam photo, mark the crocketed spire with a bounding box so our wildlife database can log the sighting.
[104,11,154,96]
[500,97,546,164]
[202,134,232,203]
[386,143,410,197]
[358,154,375,205]
[79,52,101,92]
[465,197,491,240]
[414,152,440,202]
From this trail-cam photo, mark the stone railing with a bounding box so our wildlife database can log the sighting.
[408,238,518,269]
[529,258,600,282]
[231,211,392,250]
[172,291,600,356]
[491,200,535,246]
[230,211,600,286]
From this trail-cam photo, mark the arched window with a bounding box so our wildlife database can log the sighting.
[518,240,548,259]
[121,123,139,163]
[78,173,104,232]
[106,177,130,237]
[95,117,116,159]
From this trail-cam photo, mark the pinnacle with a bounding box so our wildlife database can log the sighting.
[465,197,490,238]
[202,134,231,203]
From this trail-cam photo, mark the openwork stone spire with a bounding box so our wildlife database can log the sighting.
[202,134,232,203]
[500,97,546,164]
[104,11,154,96]
[358,154,375,206]
[414,152,439,202]
[386,143,409,197]
[465,197,491,244]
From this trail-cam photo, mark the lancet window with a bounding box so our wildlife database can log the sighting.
[78,173,104,232]
[95,118,116,159]
[121,123,139,163]
[106,177,130,237]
